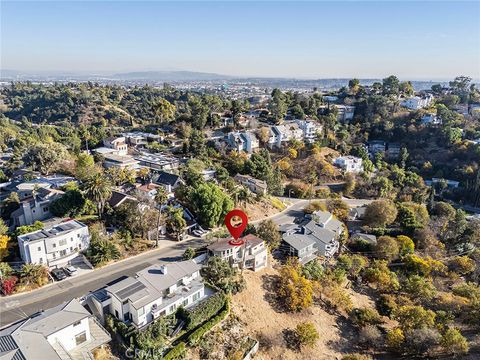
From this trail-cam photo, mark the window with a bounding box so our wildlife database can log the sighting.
[122,300,128,305]
[52,243,56,248]
[43,207,49,212]
[73,320,81,327]
[37,247,41,251]
[52,253,56,259]
[39,258,43,264]
[59,239,67,246]
[182,299,188,307]
[192,292,200,302]
[138,307,145,317]
[77,234,80,238]
[60,249,67,257]
[75,331,87,346]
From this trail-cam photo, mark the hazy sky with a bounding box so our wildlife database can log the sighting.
[1,1,479,80]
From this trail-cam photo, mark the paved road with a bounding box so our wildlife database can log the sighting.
[0,197,372,327]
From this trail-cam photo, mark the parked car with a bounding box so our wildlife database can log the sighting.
[51,268,67,281]
[64,265,77,276]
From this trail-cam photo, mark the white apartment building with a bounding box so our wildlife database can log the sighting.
[334,156,364,173]
[90,260,210,328]
[17,220,90,268]
[0,299,111,360]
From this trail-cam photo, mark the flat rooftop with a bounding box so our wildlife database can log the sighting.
[18,220,86,243]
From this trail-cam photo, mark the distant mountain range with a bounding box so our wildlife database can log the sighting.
[0,69,455,91]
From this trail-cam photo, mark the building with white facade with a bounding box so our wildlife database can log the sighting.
[17,220,90,268]
[268,122,303,149]
[335,105,355,122]
[11,187,64,226]
[421,113,441,125]
[103,137,128,155]
[401,94,434,110]
[207,234,268,272]
[89,260,210,328]
[102,154,140,170]
[227,131,259,154]
[333,156,364,173]
[295,119,322,143]
[134,152,180,171]
[0,299,111,360]
[122,132,163,146]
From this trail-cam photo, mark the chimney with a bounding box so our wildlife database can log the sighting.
[160,265,168,274]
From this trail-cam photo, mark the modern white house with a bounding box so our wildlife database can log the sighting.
[17,220,90,268]
[421,114,441,125]
[401,94,434,110]
[268,122,304,148]
[335,105,355,122]
[103,137,128,156]
[122,132,163,146]
[295,119,322,143]
[207,234,268,272]
[11,187,64,226]
[134,152,180,171]
[89,260,211,328]
[333,156,363,173]
[0,299,111,360]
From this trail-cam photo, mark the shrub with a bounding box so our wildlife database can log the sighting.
[403,275,436,301]
[394,305,436,332]
[404,328,440,355]
[377,294,398,317]
[440,328,469,356]
[386,327,405,351]
[182,247,196,260]
[163,342,186,360]
[182,291,226,330]
[301,259,324,281]
[396,235,414,256]
[364,260,400,292]
[295,322,319,348]
[350,307,382,327]
[188,300,230,345]
[1,276,18,295]
[342,354,373,360]
[375,236,399,262]
[278,261,314,312]
[358,325,382,348]
[449,256,476,275]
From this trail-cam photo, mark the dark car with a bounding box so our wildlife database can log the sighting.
[51,268,67,281]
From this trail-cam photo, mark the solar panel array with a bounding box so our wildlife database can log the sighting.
[116,282,146,300]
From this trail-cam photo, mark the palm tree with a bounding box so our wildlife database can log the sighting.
[83,173,112,218]
[20,264,48,286]
[154,187,168,247]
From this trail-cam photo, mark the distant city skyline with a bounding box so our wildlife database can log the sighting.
[1,1,479,80]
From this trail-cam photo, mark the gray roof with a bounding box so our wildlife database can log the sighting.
[18,220,86,243]
[304,220,337,244]
[0,300,90,360]
[106,260,202,309]
[311,210,332,225]
[282,233,316,250]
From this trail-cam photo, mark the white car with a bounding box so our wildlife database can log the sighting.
[64,266,77,276]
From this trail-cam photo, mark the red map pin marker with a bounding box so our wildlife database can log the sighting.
[224,209,248,245]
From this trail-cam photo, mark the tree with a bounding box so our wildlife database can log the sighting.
[154,187,168,247]
[155,98,176,123]
[75,153,96,180]
[86,228,121,267]
[301,259,324,281]
[363,199,397,228]
[350,307,382,327]
[165,206,186,240]
[50,189,87,217]
[375,236,400,262]
[201,256,238,293]
[364,260,400,291]
[0,220,9,260]
[295,322,319,348]
[278,260,314,312]
[190,183,233,228]
[269,89,287,123]
[23,142,68,175]
[440,328,469,356]
[399,147,409,169]
[326,199,349,222]
[15,221,44,237]
[386,327,405,352]
[382,75,400,96]
[394,305,436,332]
[403,275,436,301]
[18,263,48,287]
[256,219,281,250]
[182,247,196,260]
[83,173,112,217]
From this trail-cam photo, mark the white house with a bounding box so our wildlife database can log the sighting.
[17,220,90,268]
[90,260,211,328]
[268,122,303,149]
[296,119,322,143]
[207,234,268,272]
[103,137,128,156]
[11,187,64,226]
[227,131,259,154]
[421,114,441,125]
[0,299,111,360]
[102,154,140,170]
[335,105,355,122]
[333,156,363,173]
[401,94,434,110]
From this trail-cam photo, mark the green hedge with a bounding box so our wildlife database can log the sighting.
[182,291,226,330]
[163,342,186,360]
[187,300,230,346]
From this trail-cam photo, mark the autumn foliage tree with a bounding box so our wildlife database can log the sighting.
[278,259,314,312]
